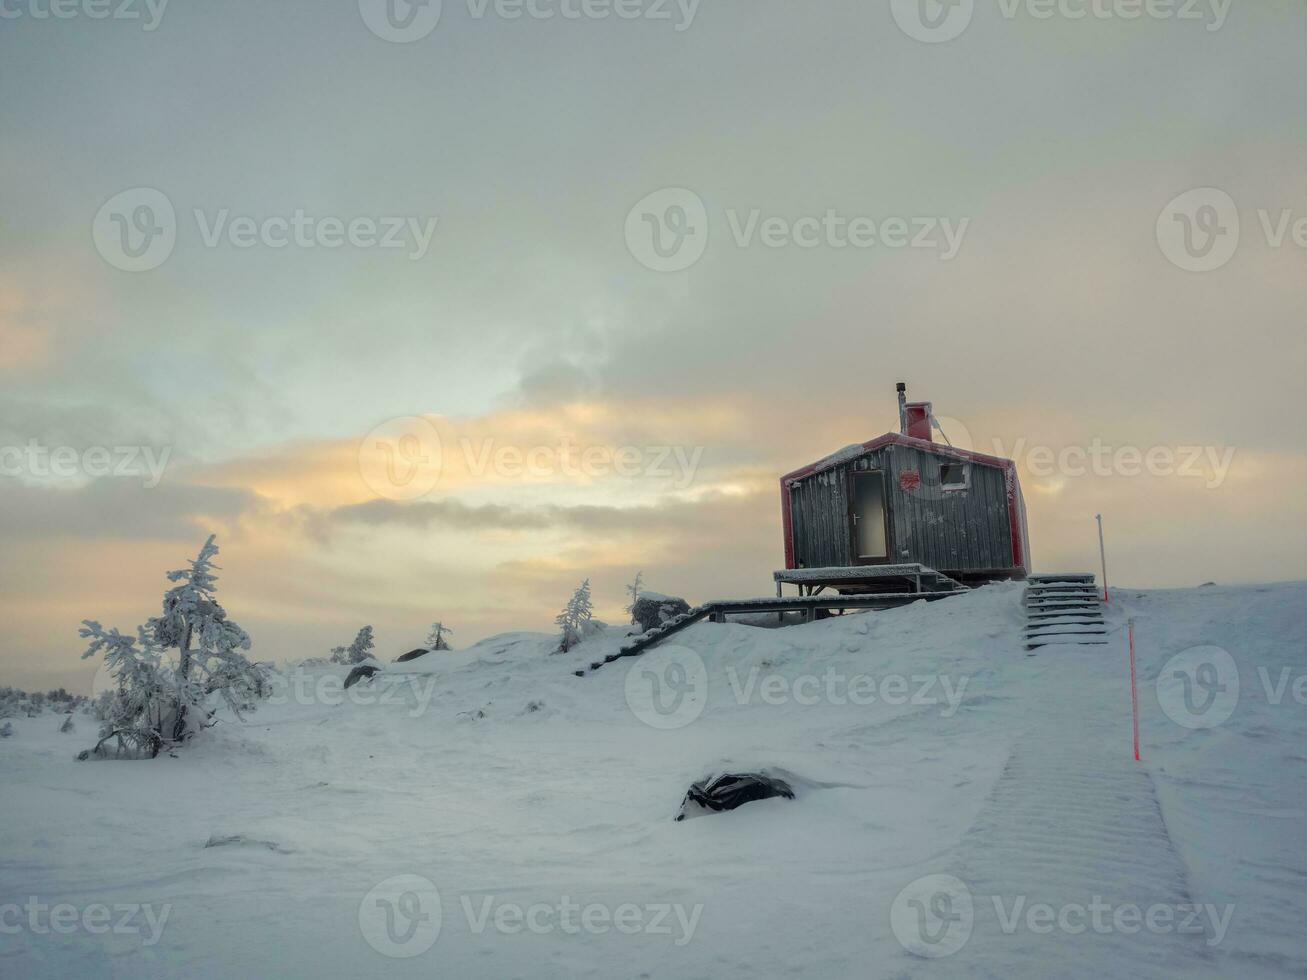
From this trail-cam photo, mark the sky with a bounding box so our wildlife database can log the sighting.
[1,0,1304,692]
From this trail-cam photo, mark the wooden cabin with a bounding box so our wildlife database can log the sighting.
[777,385,1030,596]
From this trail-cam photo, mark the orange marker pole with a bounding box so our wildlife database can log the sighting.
[1096,513,1110,603]
[1128,618,1140,762]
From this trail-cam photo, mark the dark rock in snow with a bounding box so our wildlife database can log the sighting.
[394,648,431,663]
[343,664,381,690]
[204,834,288,852]
[632,594,691,634]
[676,773,795,821]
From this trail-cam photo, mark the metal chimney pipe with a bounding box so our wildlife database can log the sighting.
[896,382,908,434]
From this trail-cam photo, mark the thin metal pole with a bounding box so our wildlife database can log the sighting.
[1128,618,1140,762]
[1096,513,1109,603]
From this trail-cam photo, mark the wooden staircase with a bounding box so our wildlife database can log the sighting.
[1023,574,1107,650]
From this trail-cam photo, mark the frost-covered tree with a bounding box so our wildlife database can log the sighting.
[79,535,268,757]
[554,579,593,653]
[77,623,183,758]
[425,622,453,651]
[625,571,644,623]
[332,626,376,665]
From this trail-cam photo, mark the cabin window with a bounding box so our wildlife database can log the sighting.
[940,463,968,490]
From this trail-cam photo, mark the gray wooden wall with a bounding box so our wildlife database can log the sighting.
[788,444,1015,573]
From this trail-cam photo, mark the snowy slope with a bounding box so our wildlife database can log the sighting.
[1,582,1304,979]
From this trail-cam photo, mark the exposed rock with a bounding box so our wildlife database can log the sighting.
[343,664,381,690]
[631,595,691,634]
[676,772,795,821]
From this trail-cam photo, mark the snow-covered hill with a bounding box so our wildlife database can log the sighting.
[2,582,1304,979]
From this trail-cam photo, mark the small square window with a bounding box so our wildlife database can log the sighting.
[940,463,968,489]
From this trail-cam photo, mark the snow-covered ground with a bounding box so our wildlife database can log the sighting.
[2,581,1305,979]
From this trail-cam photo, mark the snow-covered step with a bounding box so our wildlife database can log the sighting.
[1023,574,1106,650]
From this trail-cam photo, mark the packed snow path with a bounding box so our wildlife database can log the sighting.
[907,648,1223,978]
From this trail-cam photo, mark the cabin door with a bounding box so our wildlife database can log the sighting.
[850,470,890,563]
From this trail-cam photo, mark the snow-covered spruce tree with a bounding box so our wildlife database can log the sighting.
[425,622,453,651]
[554,579,593,653]
[77,623,186,758]
[328,645,349,664]
[79,534,268,756]
[625,571,644,624]
[347,626,376,664]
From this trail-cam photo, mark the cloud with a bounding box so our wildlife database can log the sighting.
[0,478,263,542]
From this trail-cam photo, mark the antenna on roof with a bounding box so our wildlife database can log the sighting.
[930,414,953,447]
[896,382,907,435]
